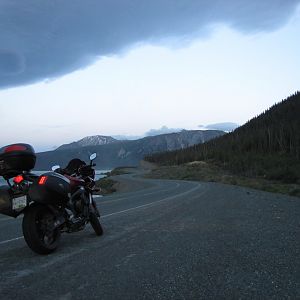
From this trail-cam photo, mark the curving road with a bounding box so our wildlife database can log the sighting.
[0,172,299,299]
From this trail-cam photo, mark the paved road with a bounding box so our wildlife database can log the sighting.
[0,173,299,299]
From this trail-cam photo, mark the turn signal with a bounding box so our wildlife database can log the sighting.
[38,176,48,185]
[13,175,24,184]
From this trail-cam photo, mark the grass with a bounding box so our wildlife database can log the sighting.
[106,166,136,176]
[95,166,137,194]
[95,177,117,195]
[145,161,300,198]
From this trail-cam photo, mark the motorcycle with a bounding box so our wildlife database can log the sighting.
[0,143,103,255]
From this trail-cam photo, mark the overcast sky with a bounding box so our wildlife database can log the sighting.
[0,1,300,151]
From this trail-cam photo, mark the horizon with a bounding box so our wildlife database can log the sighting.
[1,1,299,151]
[36,91,299,153]
[42,122,240,152]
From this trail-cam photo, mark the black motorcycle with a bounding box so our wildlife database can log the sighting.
[0,143,103,255]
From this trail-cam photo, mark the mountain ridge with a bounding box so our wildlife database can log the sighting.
[35,129,225,169]
[56,135,118,151]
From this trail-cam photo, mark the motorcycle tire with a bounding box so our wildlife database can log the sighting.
[89,212,103,236]
[22,205,61,255]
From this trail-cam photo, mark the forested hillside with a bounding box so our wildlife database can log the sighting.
[145,92,300,183]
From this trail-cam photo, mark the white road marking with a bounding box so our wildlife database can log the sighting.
[100,197,126,204]
[143,189,170,196]
[0,236,24,245]
[100,183,181,203]
[0,183,201,246]
[0,196,101,222]
[102,184,201,218]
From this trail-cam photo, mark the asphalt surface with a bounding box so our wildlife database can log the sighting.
[0,172,299,299]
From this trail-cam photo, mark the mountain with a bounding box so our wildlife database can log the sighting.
[56,135,118,151]
[146,92,300,183]
[35,130,224,170]
[145,126,183,136]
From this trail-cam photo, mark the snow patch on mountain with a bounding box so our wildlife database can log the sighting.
[56,135,117,150]
[78,135,117,146]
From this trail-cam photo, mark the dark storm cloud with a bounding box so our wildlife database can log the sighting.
[0,50,25,75]
[0,0,299,89]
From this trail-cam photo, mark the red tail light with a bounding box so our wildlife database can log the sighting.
[4,145,27,153]
[38,176,48,185]
[13,175,24,184]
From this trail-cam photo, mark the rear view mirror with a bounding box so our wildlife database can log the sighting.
[51,165,60,171]
[90,153,97,161]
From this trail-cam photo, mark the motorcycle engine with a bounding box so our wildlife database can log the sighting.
[74,197,84,213]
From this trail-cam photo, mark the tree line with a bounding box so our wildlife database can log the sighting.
[145,92,300,183]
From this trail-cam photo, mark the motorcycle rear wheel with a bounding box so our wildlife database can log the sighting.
[89,212,103,236]
[22,205,61,255]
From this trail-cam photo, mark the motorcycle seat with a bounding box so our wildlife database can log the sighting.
[64,175,85,189]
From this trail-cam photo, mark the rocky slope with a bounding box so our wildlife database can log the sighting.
[56,135,118,150]
[35,130,224,169]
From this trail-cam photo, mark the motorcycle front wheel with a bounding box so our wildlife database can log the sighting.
[89,212,103,236]
[22,205,61,255]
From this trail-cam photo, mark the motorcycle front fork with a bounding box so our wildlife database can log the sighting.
[89,193,100,217]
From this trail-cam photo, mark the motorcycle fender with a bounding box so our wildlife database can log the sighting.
[0,206,26,218]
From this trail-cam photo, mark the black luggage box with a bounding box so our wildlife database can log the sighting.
[28,172,71,205]
[0,186,27,217]
[0,144,36,178]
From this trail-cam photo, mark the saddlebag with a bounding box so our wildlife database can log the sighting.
[0,186,27,217]
[0,144,36,179]
[28,172,71,205]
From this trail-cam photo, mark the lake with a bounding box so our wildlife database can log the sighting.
[0,170,110,186]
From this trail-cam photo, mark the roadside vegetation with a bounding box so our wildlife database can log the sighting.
[146,161,300,197]
[145,92,300,197]
[95,177,117,195]
[105,166,134,176]
[95,167,136,194]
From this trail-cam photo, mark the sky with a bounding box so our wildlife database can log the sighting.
[0,1,300,152]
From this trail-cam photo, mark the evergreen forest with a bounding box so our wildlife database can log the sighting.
[145,92,300,183]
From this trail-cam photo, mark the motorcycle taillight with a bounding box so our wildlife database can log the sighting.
[13,175,24,184]
[38,176,48,185]
[4,145,27,153]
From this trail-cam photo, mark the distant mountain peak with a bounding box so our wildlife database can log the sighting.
[56,135,117,151]
[78,135,117,146]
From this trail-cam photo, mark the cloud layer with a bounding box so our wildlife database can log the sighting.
[0,0,299,89]
[199,122,240,132]
[145,126,183,136]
